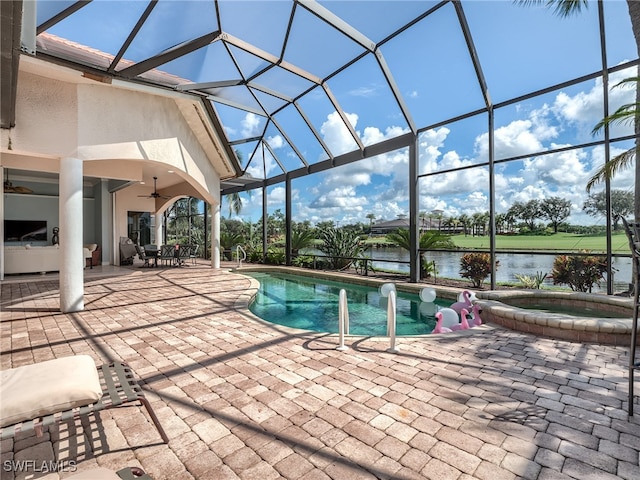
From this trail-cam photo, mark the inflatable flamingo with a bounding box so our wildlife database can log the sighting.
[467,303,483,327]
[450,290,474,314]
[450,308,471,331]
[431,312,452,334]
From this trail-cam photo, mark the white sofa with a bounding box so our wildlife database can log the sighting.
[3,245,94,275]
[4,245,60,274]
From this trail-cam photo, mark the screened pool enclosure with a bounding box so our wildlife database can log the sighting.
[2,0,639,292]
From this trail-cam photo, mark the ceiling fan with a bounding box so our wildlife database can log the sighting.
[138,176,170,199]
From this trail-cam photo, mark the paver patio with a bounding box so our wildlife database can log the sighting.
[1,265,639,480]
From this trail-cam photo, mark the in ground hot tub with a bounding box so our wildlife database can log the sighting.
[476,290,636,345]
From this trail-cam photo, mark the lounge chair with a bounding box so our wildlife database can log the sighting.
[0,355,168,443]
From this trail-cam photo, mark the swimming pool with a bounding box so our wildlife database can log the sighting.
[245,271,452,335]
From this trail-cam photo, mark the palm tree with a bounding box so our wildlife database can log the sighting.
[291,228,317,255]
[227,149,245,218]
[385,228,454,251]
[227,192,243,218]
[365,213,376,235]
[386,228,455,280]
[518,0,640,222]
[220,231,244,260]
[587,76,638,200]
[458,214,471,236]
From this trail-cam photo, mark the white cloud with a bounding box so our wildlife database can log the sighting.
[245,147,279,179]
[267,134,284,149]
[267,186,286,205]
[304,111,412,221]
[521,147,590,186]
[475,119,550,160]
[349,85,378,97]
[551,66,637,138]
[321,111,359,156]
[245,71,632,227]
[241,113,262,137]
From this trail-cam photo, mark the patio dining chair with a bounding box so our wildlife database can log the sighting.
[159,245,174,266]
[189,244,199,265]
[177,244,191,266]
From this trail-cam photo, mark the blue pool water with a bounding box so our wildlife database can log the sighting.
[246,272,452,335]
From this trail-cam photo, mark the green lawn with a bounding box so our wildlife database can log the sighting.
[450,232,629,253]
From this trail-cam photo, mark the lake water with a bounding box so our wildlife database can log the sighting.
[357,247,632,294]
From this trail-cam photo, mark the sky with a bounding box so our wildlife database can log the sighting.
[40,0,638,228]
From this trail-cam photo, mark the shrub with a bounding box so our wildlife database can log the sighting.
[318,227,363,270]
[551,253,607,292]
[292,254,316,269]
[265,247,285,265]
[459,253,497,288]
[421,257,438,279]
[514,271,547,289]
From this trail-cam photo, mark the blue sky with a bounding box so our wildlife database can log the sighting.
[41,0,637,227]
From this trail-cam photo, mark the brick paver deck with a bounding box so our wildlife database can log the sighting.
[1,266,639,479]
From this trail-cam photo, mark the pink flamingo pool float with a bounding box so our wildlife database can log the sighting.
[431,312,452,334]
[450,290,475,314]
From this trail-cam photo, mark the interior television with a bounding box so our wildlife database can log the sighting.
[4,220,47,242]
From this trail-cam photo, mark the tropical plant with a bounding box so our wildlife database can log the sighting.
[421,258,438,279]
[459,252,498,288]
[586,76,639,216]
[385,228,455,250]
[292,254,316,269]
[550,253,607,293]
[515,271,548,289]
[365,213,376,234]
[226,192,243,218]
[220,232,244,260]
[291,229,317,255]
[386,228,454,280]
[265,247,285,265]
[458,214,471,236]
[318,227,363,270]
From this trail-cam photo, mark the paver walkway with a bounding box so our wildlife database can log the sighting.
[1,266,639,480]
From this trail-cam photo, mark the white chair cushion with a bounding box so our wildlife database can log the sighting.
[0,355,102,427]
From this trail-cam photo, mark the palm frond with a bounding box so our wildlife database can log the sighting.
[514,0,588,18]
[585,148,637,192]
[227,192,243,217]
[591,103,640,135]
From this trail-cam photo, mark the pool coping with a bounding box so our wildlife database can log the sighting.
[232,265,638,346]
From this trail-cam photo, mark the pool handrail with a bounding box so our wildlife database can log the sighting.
[236,245,247,267]
[387,290,398,353]
[337,289,349,351]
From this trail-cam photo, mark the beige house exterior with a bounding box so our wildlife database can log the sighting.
[1,53,240,312]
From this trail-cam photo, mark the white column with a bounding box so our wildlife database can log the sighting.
[59,157,84,313]
[99,179,110,265]
[155,214,163,247]
[212,202,220,269]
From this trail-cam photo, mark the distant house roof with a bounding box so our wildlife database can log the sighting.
[371,218,409,233]
[370,217,435,234]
